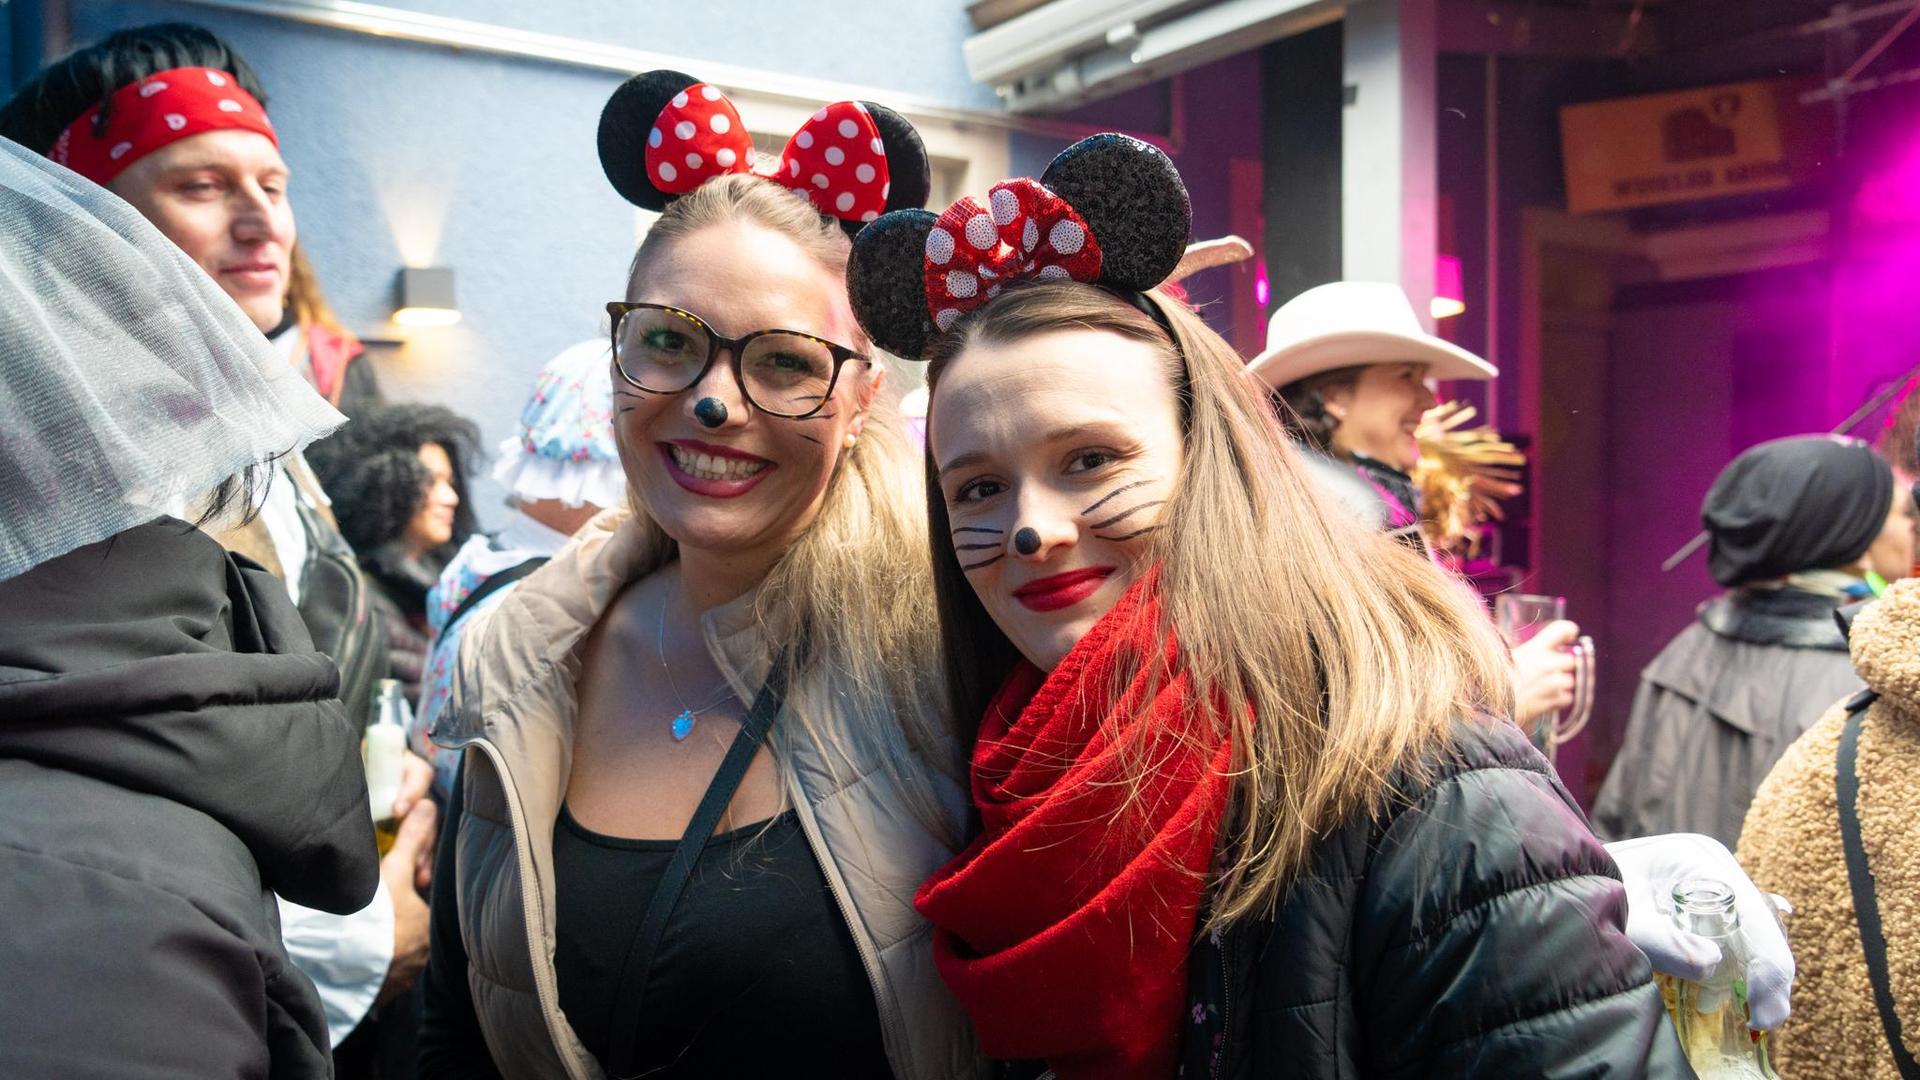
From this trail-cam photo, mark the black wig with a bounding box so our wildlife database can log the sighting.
[304,404,482,559]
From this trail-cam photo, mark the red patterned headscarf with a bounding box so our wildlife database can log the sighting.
[49,66,277,186]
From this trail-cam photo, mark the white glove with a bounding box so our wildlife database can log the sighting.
[1605,832,1795,1030]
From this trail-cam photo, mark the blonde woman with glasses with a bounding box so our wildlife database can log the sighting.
[417,72,982,1079]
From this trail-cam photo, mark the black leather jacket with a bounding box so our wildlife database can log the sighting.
[1182,718,1690,1079]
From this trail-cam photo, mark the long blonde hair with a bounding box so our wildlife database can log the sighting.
[621,175,959,837]
[925,282,1514,926]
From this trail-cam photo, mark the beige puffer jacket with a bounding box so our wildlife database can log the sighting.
[433,511,985,1078]
[1738,578,1920,1080]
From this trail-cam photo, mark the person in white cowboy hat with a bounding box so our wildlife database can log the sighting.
[1248,280,1497,540]
[1249,280,1588,737]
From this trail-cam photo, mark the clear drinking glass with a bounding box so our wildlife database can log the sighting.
[1494,592,1595,765]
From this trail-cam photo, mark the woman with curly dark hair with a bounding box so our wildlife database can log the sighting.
[308,404,482,704]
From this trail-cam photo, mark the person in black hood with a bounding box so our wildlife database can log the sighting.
[1594,434,1914,846]
[0,136,379,1075]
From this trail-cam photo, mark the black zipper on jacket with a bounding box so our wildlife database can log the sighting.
[1215,927,1240,1080]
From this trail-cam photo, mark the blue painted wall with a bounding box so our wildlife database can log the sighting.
[48,0,996,526]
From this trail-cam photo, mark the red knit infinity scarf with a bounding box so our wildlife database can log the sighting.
[915,575,1233,1079]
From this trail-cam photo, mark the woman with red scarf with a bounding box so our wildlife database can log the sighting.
[847,135,1692,1078]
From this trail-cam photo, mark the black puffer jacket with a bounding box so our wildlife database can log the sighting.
[0,519,380,1079]
[1182,717,1690,1079]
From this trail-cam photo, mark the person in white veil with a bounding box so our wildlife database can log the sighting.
[0,134,378,1077]
[1,25,438,1059]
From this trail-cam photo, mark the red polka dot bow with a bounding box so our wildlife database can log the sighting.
[921,179,1102,331]
[646,84,891,224]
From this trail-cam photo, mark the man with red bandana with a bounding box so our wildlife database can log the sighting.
[1,23,433,1073]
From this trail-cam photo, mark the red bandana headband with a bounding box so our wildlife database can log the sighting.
[645,83,891,225]
[50,66,277,186]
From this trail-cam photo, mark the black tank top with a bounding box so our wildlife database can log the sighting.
[551,805,894,1077]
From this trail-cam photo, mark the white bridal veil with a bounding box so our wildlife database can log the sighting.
[0,135,344,582]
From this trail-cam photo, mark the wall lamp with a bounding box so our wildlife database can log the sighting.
[394,267,461,327]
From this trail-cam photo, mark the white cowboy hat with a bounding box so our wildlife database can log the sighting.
[1246,281,1498,389]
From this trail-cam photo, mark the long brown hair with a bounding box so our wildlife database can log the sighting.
[285,244,350,335]
[619,174,961,837]
[924,282,1514,927]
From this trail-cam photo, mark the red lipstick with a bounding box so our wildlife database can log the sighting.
[1012,566,1115,612]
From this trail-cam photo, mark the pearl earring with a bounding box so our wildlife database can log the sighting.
[843,433,859,449]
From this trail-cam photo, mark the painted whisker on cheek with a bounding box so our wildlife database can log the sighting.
[1094,525,1161,542]
[952,526,1005,535]
[954,542,1000,551]
[1090,500,1165,530]
[614,387,660,415]
[961,553,1005,571]
[1082,479,1155,516]
[796,432,824,445]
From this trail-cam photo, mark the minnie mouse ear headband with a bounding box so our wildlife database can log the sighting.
[847,133,1192,360]
[598,69,932,236]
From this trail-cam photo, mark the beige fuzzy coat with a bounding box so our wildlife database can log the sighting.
[1738,578,1920,1080]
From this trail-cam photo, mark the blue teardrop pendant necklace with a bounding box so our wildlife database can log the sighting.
[657,583,733,741]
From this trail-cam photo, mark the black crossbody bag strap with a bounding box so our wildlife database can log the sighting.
[442,556,549,631]
[1836,691,1920,1080]
[603,654,792,1077]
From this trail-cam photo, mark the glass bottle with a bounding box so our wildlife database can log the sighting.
[1663,878,1779,1079]
[364,679,410,856]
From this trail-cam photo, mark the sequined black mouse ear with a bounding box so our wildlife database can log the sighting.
[848,209,940,360]
[845,101,932,237]
[597,69,701,211]
[1039,133,1191,293]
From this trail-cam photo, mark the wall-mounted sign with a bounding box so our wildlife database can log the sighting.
[1560,80,1828,215]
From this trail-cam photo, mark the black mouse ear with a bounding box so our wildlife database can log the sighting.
[598,69,701,211]
[865,102,932,214]
[848,210,940,360]
[1039,134,1191,292]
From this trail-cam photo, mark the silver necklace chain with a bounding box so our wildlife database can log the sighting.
[657,581,734,739]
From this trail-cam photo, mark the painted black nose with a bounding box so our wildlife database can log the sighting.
[1013,527,1041,555]
[694,397,728,428]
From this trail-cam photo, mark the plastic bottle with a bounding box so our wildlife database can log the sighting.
[364,679,409,856]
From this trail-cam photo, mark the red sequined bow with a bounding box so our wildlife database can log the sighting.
[922,179,1102,331]
[645,83,891,224]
